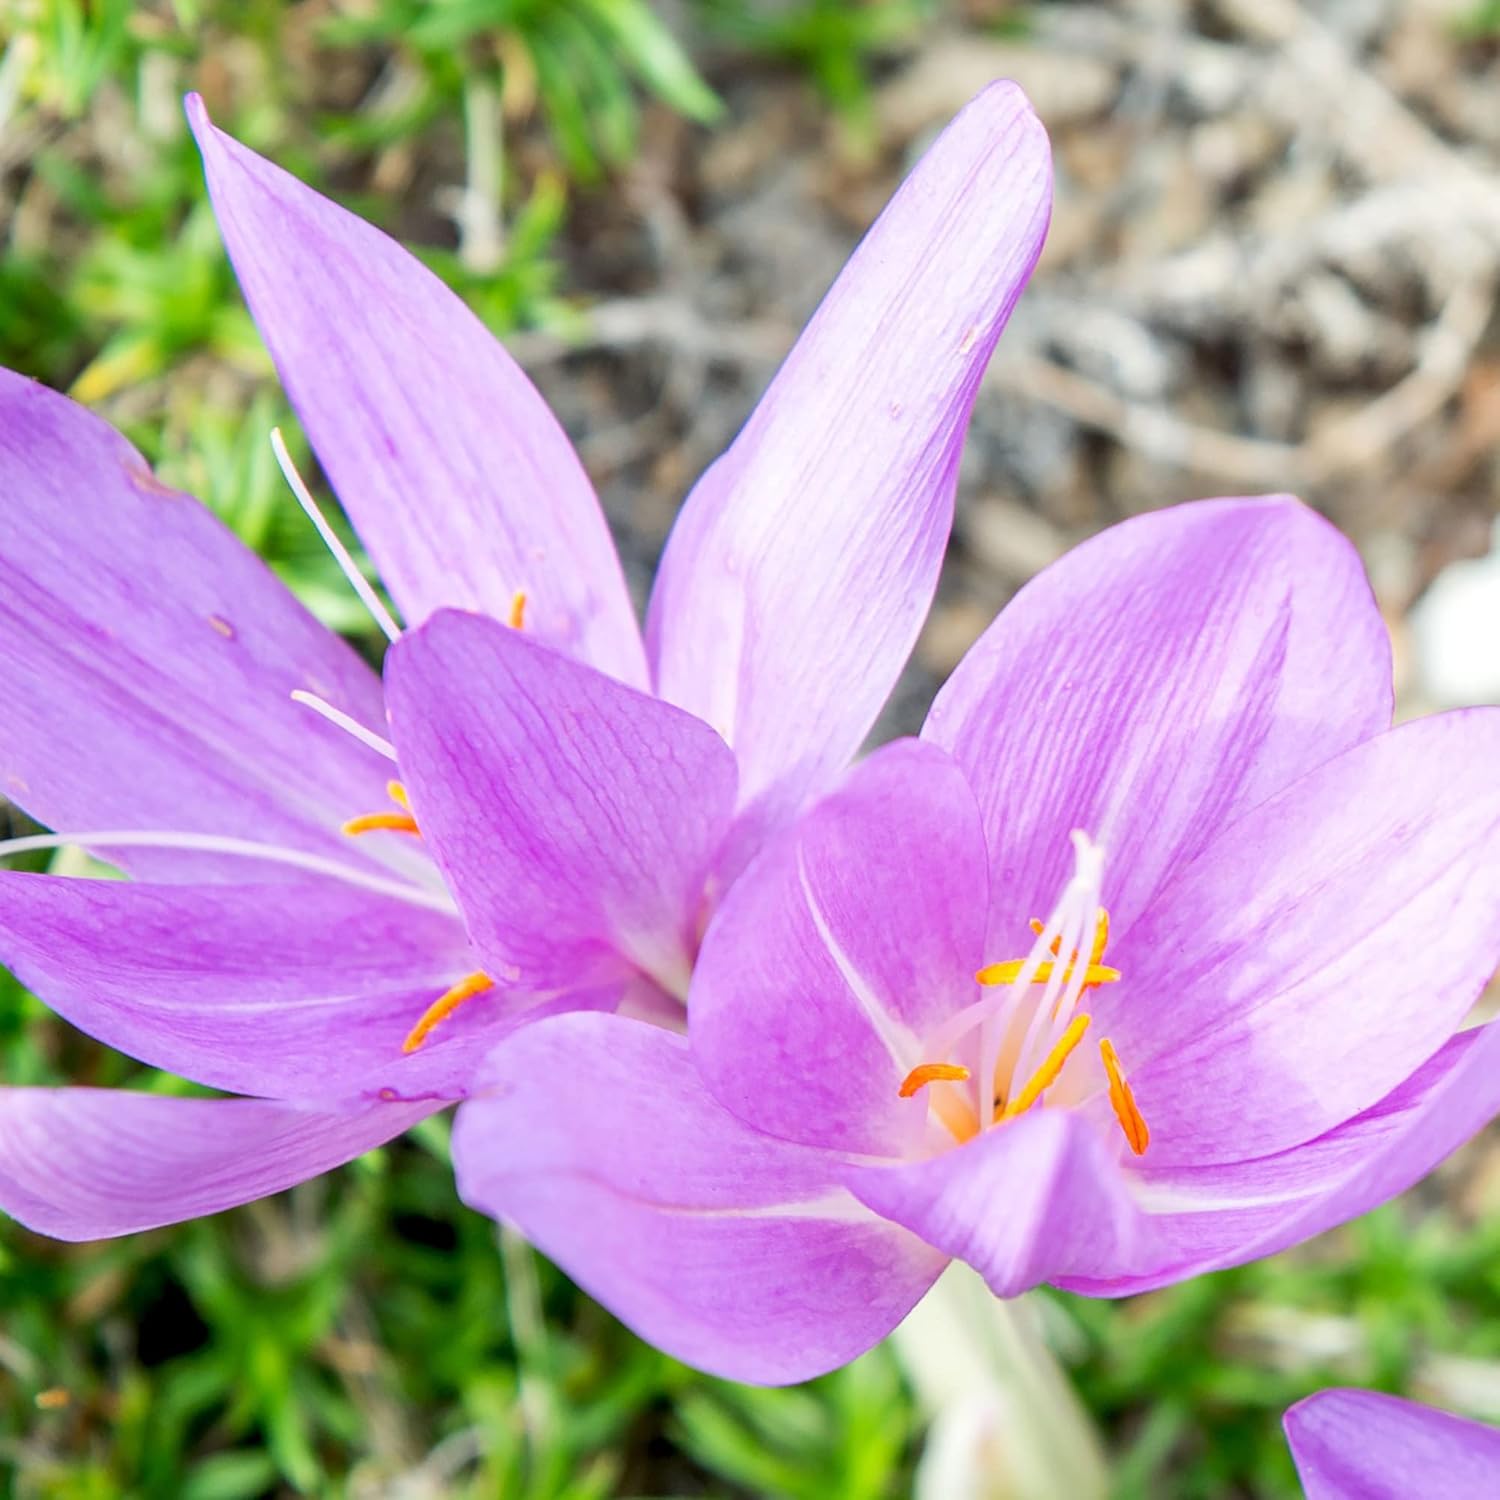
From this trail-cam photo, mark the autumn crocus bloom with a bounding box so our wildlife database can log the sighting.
[1286,1389,1500,1499]
[455,498,1500,1384]
[0,83,1051,1239]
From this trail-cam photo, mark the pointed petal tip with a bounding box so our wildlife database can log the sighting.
[645,78,1055,812]
[182,90,210,136]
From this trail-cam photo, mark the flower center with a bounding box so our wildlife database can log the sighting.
[897,831,1149,1157]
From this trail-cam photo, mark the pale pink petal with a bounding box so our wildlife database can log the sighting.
[690,740,987,1158]
[1057,1022,1500,1297]
[0,368,396,883]
[384,611,736,994]
[1286,1389,1500,1500]
[925,497,1392,950]
[0,1089,433,1240]
[454,1013,944,1384]
[648,82,1050,820]
[0,871,548,1103]
[188,98,645,684]
[1111,710,1500,1166]
[843,1109,1156,1297]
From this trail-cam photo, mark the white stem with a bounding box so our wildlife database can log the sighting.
[1011,833,1104,1088]
[893,1267,1109,1500]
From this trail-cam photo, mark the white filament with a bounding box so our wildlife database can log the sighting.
[0,829,457,914]
[270,428,402,643]
[1007,832,1106,1099]
[289,689,399,762]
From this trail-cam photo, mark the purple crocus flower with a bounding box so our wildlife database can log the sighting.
[1286,1389,1500,1499]
[0,84,1050,1238]
[454,497,1500,1383]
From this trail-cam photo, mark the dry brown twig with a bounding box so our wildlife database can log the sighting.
[990,0,1500,493]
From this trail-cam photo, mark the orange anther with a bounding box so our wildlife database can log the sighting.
[1029,916,1062,956]
[975,958,1120,988]
[402,971,496,1053]
[341,811,420,836]
[898,1061,971,1098]
[1100,1037,1149,1155]
[1001,1013,1091,1120]
[386,780,411,811]
[1028,908,1110,962]
[508,590,527,630]
[1089,908,1110,965]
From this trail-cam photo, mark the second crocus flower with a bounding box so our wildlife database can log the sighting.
[0,83,1050,1238]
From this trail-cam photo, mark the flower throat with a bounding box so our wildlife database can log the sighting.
[898,831,1149,1156]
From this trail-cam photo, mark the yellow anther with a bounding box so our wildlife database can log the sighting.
[402,971,496,1053]
[508,590,527,630]
[343,782,419,837]
[1001,1013,1091,1120]
[341,811,420,836]
[1100,1038,1149,1155]
[975,958,1120,987]
[898,1061,971,1098]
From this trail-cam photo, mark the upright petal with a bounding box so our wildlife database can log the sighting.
[1113,710,1500,1166]
[453,1013,944,1384]
[187,98,645,685]
[647,82,1051,818]
[691,741,987,1158]
[924,498,1392,947]
[0,1089,433,1240]
[1286,1390,1500,1500]
[384,611,736,994]
[0,872,511,1103]
[843,1109,1156,1297]
[0,370,398,883]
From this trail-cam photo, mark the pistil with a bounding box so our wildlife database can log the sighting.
[895,831,1152,1157]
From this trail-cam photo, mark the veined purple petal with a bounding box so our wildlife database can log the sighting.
[187,97,645,685]
[843,1108,1157,1297]
[924,497,1392,950]
[0,1089,433,1240]
[453,1013,944,1384]
[0,368,397,883]
[690,740,987,1158]
[647,82,1051,821]
[0,872,531,1103]
[1286,1389,1500,1500]
[384,611,736,995]
[1056,1022,1500,1297]
[1113,710,1500,1167]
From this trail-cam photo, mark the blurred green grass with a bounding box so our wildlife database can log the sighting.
[4,2,1500,1495]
